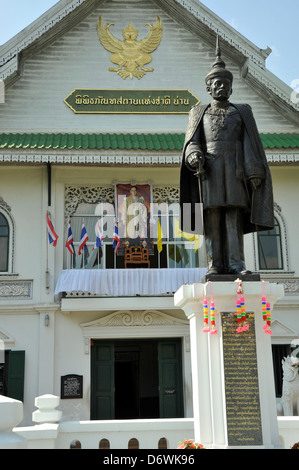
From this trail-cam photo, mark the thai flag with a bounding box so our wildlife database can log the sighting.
[65,219,75,254]
[93,220,104,251]
[78,222,89,255]
[112,221,120,253]
[47,212,59,247]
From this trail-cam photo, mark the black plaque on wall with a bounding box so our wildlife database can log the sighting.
[61,374,83,399]
[221,312,263,447]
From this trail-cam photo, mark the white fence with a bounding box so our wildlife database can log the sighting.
[1,394,299,449]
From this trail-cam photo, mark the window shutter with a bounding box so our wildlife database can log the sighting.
[91,342,115,420]
[7,350,25,402]
[158,340,184,418]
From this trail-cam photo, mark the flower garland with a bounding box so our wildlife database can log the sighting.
[202,280,273,336]
[177,439,205,449]
[235,279,249,333]
[202,282,218,335]
[262,280,272,335]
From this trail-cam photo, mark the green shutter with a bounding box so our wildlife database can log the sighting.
[7,350,25,402]
[158,340,184,418]
[91,341,114,420]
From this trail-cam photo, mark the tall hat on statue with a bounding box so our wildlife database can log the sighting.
[205,35,233,84]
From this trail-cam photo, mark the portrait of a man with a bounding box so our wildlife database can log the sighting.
[116,184,153,254]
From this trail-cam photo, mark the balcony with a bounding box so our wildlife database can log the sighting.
[55,267,207,297]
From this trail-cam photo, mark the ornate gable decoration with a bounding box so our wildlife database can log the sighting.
[81,310,189,353]
[81,310,188,328]
[270,319,298,344]
[97,16,163,80]
[0,327,15,350]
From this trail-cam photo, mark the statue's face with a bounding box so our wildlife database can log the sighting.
[207,77,232,101]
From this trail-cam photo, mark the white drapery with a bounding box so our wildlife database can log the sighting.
[55,268,206,296]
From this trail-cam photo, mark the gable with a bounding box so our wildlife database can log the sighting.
[271,319,298,344]
[0,0,298,135]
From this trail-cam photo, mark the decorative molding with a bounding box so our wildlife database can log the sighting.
[0,280,33,299]
[82,309,188,328]
[0,152,298,166]
[0,196,11,213]
[278,280,299,295]
[63,184,179,231]
[153,186,179,203]
[0,327,15,349]
[0,153,182,165]
[246,63,299,113]
[271,319,298,344]
[166,0,267,68]
[81,309,189,354]
[267,154,299,164]
[65,185,114,220]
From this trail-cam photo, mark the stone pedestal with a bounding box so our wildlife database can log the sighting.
[32,394,62,424]
[0,396,26,448]
[174,280,284,449]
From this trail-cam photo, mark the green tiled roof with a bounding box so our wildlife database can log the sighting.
[0,133,298,151]
[260,133,299,149]
[0,133,185,151]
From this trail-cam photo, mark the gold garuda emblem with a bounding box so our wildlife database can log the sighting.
[97,16,163,80]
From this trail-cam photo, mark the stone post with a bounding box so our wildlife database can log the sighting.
[32,394,62,424]
[174,280,284,449]
[0,396,26,448]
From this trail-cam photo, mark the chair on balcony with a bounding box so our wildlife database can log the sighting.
[124,246,150,268]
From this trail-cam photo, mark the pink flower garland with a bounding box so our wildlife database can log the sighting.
[177,439,205,449]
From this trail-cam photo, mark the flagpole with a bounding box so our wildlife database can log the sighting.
[46,210,49,272]
[82,219,85,269]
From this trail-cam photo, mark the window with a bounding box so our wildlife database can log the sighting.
[0,213,9,272]
[65,201,206,270]
[0,201,15,274]
[258,217,283,270]
[0,350,25,401]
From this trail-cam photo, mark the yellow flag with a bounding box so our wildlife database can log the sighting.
[157,219,163,253]
[174,219,200,252]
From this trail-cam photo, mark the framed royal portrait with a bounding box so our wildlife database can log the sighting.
[115,183,153,255]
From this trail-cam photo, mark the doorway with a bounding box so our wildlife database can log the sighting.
[91,338,183,420]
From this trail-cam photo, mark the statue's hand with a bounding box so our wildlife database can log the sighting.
[249,177,262,190]
[185,152,205,174]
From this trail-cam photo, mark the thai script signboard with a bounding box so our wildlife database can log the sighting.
[64,89,199,114]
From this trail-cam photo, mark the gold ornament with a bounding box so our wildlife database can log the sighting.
[97,16,163,80]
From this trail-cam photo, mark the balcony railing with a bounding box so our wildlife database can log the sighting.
[55,267,207,297]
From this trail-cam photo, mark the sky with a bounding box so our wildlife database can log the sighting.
[0,0,298,88]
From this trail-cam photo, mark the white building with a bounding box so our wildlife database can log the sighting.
[0,0,298,446]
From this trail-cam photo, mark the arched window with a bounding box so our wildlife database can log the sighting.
[158,437,168,449]
[99,438,110,449]
[128,438,139,449]
[257,217,283,270]
[70,440,81,449]
[0,213,9,272]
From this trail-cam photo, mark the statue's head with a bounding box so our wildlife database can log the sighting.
[206,76,233,101]
[205,36,233,100]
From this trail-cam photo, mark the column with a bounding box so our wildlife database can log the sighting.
[174,280,284,449]
[174,284,213,447]
[37,309,57,395]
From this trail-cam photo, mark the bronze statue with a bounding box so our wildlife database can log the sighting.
[180,37,274,276]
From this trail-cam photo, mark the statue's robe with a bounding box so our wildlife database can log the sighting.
[180,103,274,235]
